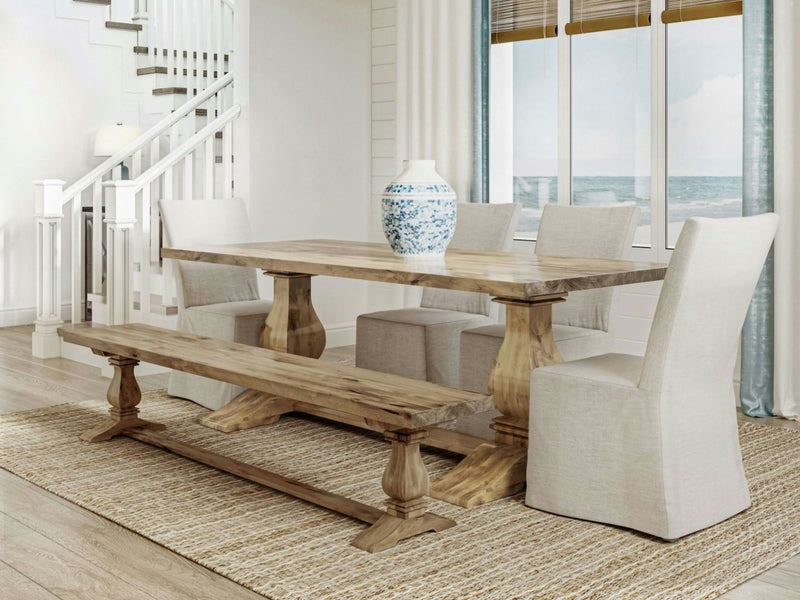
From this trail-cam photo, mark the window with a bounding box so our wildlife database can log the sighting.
[572,27,651,246]
[666,15,743,247]
[490,0,558,240]
[508,39,559,239]
[489,0,744,257]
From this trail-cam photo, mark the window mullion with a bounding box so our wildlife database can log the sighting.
[651,0,668,260]
[557,0,572,206]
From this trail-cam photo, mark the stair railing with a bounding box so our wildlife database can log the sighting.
[135,0,234,95]
[32,74,236,357]
[104,104,240,325]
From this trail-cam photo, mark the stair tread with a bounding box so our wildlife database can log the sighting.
[136,66,229,79]
[134,47,229,61]
[153,87,188,96]
[137,66,169,75]
[106,21,143,31]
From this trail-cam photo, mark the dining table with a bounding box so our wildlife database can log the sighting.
[162,239,668,507]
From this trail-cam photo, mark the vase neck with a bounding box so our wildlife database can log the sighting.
[399,160,440,182]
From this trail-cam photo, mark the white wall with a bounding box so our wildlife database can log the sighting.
[235,0,373,346]
[0,0,140,325]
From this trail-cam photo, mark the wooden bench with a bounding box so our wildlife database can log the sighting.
[58,323,494,552]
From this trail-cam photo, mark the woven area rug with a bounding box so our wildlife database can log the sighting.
[2,391,799,600]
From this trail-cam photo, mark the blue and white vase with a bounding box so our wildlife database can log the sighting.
[381,160,457,257]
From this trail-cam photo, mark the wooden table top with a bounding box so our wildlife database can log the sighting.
[162,239,667,300]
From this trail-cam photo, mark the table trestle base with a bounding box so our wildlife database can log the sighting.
[199,390,295,433]
[429,442,526,508]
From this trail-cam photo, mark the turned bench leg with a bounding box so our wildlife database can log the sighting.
[351,429,455,553]
[80,355,166,443]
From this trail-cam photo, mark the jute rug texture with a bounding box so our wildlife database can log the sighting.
[1,391,799,600]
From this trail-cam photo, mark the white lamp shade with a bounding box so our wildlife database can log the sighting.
[94,123,142,157]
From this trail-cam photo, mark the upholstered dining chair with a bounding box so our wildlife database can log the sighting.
[453,203,640,437]
[159,199,273,410]
[526,213,780,540]
[356,202,521,387]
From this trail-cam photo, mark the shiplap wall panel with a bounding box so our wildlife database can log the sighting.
[371,0,398,244]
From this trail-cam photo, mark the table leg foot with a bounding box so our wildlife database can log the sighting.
[351,512,455,553]
[429,443,526,508]
[81,356,165,443]
[199,390,295,433]
[352,428,455,552]
[81,417,165,443]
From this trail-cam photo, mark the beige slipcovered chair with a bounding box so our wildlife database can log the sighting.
[160,199,273,410]
[526,214,780,540]
[356,202,521,387]
[454,204,640,437]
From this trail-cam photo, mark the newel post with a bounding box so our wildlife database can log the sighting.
[133,0,149,45]
[32,180,66,358]
[104,181,137,325]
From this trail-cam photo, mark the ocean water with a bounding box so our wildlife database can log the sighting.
[515,175,743,238]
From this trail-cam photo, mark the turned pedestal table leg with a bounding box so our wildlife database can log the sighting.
[352,429,455,552]
[81,355,166,442]
[430,294,566,507]
[200,273,326,433]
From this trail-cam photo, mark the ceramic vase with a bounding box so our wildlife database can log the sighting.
[381,160,457,257]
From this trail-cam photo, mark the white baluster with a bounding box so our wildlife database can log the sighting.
[184,153,193,200]
[192,0,199,96]
[165,124,178,199]
[103,181,137,325]
[160,175,177,306]
[167,0,175,88]
[177,0,184,93]
[140,185,152,321]
[216,1,223,83]
[32,180,65,358]
[149,138,161,263]
[208,0,215,83]
[71,193,82,325]
[223,122,233,199]
[134,0,148,46]
[92,178,103,295]
[153,0,161,69]
[204,136,214,199]
[132,149,142,179]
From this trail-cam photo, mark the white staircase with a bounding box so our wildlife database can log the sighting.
[32,0,239,364]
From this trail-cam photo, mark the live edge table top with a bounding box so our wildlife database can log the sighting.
[162,239,668,301]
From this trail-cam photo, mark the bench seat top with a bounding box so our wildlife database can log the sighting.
[59,323,494,429]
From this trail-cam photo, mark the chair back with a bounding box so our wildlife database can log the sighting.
[420,202,521,315]
[639,214,780,396]
[159,199,260,309]
[535,204,640,331]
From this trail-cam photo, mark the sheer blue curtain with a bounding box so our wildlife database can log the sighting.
[740,0,775,417]
[473,0,490,203]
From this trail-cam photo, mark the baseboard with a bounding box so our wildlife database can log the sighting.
[0,304,75,328]
[325,322,356,348]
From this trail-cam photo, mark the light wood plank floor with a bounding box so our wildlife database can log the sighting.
[1,324,798,600]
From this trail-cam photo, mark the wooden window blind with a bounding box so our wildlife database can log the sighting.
[661,0,742,24]
[491,0,558,44]
[565,0,650,35]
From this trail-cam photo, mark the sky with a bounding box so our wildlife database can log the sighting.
[509,16,743,177]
